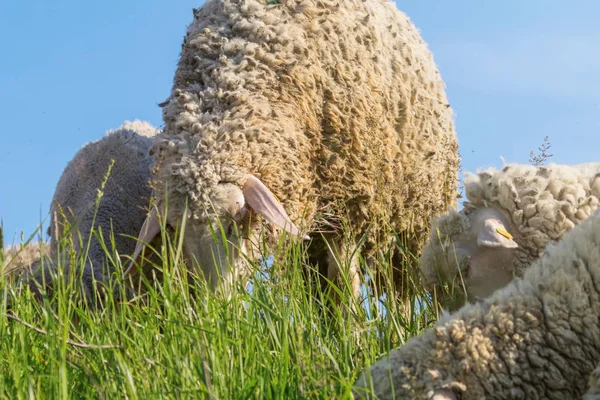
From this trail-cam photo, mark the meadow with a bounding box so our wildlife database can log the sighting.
[0,205,453,399]
[0,136,555,400]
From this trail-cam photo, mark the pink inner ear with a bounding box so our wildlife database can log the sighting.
[124,206,161,277]
[242,174,310,240]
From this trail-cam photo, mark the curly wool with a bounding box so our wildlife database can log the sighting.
[37,121,160,300]
[466,162,600,269]
[106,119,159,139]
[584,366,600,400]
[50,121,159,257]
[154,0,459,262]
[422,162,600,292]
[355,207,600,399]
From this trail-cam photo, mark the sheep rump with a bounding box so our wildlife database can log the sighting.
[420,162,600,309]
[134,0,459,296]
[354,207,600,399]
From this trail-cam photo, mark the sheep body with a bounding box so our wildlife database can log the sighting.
[354,206,600,399]
[26,120,159,301]
[420,162,600,310]
[134,0,459,295]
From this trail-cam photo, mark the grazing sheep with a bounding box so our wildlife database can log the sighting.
[353,206,600,400]
[127,0,460,300]
[420,162,600,311]
[24,120,160,302]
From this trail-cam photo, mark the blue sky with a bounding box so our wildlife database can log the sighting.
[1,1,599,246]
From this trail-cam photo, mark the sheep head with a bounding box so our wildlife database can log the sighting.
[125,174,308,292]
[420,206,519,310]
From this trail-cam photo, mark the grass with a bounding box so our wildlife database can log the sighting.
[0,197,460,399]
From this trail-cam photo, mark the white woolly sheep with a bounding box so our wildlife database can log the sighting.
[420,162,600,311]
[24,120,159,302]
[354,206,600,399]
[127,0,460,301]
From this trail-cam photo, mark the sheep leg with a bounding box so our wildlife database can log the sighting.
[323,235,362,311]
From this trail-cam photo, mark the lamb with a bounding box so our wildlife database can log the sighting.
[24,120,160,303]
[126,0,460,300]
[353,206,600,399]
[420,162,600,311]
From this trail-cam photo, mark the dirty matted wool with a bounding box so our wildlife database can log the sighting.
[154,0,459,279]
[419,162,600,310]
[463,162,600,274]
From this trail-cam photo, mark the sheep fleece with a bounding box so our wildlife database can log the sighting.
[464,162,600,273]
[49,121,158,276]
[354,208,600,399]
[155,0,459,255]
[420,162,600,309]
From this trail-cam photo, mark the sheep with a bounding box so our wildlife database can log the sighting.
[420,162,600,311]
[353,206,600,400]
[126,0,460,301]
[23,120,160,303]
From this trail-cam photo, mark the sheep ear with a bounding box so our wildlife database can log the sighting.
[477,217,518,249]
[431,389,457,400]
[242,174,310,240]
[124,206,161,277]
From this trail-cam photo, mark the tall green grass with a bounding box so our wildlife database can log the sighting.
[0,191,465,399]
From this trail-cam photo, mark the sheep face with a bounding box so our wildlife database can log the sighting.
[179,181,251,290]
[126,174,307,292]
[421,207,519,310]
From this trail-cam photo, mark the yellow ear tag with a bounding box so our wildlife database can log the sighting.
[496,227,513,240]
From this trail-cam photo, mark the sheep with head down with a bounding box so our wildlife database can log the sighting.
[127,0,460,301]
[420,162,600,311]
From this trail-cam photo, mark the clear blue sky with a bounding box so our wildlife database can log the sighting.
[1,1,599,246]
